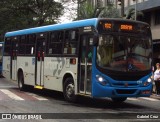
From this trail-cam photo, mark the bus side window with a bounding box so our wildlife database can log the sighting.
[0,45,2,61]
[87,38,93,63]
[48,31,63,55]
[26,34,36,55]
[64,30,78,55]
[19,35,26,55]
[4,38,11,56]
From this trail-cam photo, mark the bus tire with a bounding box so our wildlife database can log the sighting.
[63,77,77,102]
[111,97,127,103]
[18,72,25,91]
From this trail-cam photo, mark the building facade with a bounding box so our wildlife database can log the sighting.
[90,0,160,41]
[123,0,160,41]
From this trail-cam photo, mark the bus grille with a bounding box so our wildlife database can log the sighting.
[116,89,136,94]
[112,83,138,87]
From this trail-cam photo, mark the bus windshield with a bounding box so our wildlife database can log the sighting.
[97,34,152,72]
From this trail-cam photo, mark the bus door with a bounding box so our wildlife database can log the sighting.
[0,42,4,74]
[79,35,93,94]
[35,35,46,87]
[11,38,18,80]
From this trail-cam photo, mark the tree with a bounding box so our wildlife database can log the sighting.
[58,0,78,23]
[76,0,120,20]
[0,0,64,41]
[125,8,144,20]
[99,4,120,18]
[78,1,102,19]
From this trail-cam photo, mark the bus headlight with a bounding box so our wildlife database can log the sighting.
[143,78,152,86]
[147,78,152,83]
[96,75,108,86]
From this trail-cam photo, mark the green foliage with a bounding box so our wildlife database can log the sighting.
[77,1,120,20]
[0,0,64,41]
[99,4,120,18]
[125,8,144,20]
[78,1,99,19]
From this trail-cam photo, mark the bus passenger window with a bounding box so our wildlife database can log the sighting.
[0,44,3,64]
[26,46,33,55]
[63,30,78,55]
[88,38,93,63]
[49,48,52,54]
[48,31,63,55]
[70,44,76,54]
[71,31,76,40]
[64,42,71,54]
[31,47,34,54]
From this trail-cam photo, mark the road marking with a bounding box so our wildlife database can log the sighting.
[0,86,17,89]
[140,97,159,101]
[25,92,48,100]
[9,89,38,101]
[0,89,24,100]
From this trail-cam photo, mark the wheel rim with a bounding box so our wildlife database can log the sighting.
[66,83,75,98]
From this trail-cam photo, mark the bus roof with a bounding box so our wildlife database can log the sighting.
[5,18,149,38]
[5,18,98,37]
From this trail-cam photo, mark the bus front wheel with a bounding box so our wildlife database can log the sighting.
[111,97,127,103]
[18,72,25,91]
[63,77,77,102]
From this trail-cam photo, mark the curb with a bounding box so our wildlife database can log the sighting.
[150,94,160,100]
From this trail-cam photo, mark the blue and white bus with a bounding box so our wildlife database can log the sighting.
[3,18,152,102]
[0,42,4,75]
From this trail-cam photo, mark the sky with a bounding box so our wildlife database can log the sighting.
[55,0,78,23]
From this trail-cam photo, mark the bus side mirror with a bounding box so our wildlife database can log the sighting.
[93,35,99,46]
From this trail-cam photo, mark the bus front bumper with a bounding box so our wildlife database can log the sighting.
[92,83,152,98]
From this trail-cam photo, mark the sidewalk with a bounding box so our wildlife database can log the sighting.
[150,93,160,100]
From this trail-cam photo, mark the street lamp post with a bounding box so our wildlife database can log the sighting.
[118,0,124,18]
[76,0,87,20]
[133,0,137,20]
[121,0,124,18]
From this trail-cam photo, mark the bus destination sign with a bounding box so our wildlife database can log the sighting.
[104,23,112,29]
[98,20,150,34]
[120,24,133,31]
[103,23,133,31]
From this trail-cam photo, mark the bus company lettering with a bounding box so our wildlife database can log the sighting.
[45,59,65,76]
[84,26,92,32]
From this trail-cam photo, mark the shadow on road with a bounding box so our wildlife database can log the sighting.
[18,86,151,111]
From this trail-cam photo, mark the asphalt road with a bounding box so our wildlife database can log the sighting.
[0,78,160,122]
